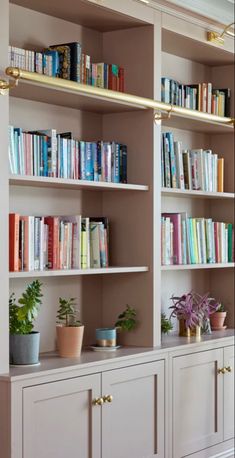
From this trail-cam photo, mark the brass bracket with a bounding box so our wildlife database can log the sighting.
[154,106,173,123]
[0,77,19,95]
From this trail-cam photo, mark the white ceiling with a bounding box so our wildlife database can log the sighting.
[156,0,235,25]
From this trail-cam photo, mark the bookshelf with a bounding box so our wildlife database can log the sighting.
[161,15,234,331]
[0,0,234,374]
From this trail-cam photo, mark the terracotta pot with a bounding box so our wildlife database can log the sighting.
[210,312,227,330]
[178,319,201,338]
[56,325,84,358]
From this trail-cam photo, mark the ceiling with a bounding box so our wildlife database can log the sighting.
[154,0,235,25]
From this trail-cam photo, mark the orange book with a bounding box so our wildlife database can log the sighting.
[9,213,20,272]
[217,158,224,192]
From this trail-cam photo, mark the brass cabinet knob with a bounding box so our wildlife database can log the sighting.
[218,367,226,374]
[225,366,232,373]
[93,397,104,406]
[103,395,113,403]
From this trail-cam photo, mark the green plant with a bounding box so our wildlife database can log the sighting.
[9,280,43,335]
[216,303,226,313]
[161,313,173,334]
[56,297,82,327]
[115,305,137,332]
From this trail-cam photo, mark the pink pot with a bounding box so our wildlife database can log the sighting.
[210,312,227,330]
[56,325,84,358]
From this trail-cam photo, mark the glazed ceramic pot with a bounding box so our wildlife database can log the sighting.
[56,325,84,358]
[10,332,40,365]
[95,328,117,347]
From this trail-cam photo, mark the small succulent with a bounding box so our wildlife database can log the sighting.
[115,305,137,332]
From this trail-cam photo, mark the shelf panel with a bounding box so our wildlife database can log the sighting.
[9,175,149,192]
[161,113,234,134]
[12,0,150,32]
[9,266,149,278]
[161,263,235,271]
[161,188,235,200]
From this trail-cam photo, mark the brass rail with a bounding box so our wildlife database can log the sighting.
[3,67,235,127]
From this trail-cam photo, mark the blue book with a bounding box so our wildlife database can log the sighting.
[42,136,48,177]
[43,50,60,77]
[161,78,170,103]
[166,132,177,189]
[85,142,93,181]
[120,144,127,184]
[92,143,99,182]
[189,218,196,264]
[97,141,102,181]
[111,142,120,183]
[80,141,86,180]
[104,63,108,89]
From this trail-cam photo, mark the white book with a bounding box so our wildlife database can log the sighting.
[191,149,204,190]
[213,154,218,192]
[165,217,171,265]
[90,222,101,268]
[206,150,213,192]
[198,219,207,264]
[174,141,185,190]
[39,218,44,271]
[61,215,81,269]
[225,227,228,263]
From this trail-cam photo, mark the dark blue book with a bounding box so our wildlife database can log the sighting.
[120,144,127,184]
[85,142,93,181]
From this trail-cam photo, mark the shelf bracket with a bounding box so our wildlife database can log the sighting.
[154,106,173,123]
[0,76,19,95]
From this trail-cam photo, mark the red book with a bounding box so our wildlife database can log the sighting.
[118,67,125,93]
[162,213,182,265]
[44,217,59,269]
[9,213,20,272]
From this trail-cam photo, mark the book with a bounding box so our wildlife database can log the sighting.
[9,213,20,272]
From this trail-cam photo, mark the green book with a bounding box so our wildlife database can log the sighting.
[227,223,233,262]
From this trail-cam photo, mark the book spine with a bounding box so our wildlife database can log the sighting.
[9,213,20,272]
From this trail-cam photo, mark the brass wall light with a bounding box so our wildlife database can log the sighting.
[207,22,235,45]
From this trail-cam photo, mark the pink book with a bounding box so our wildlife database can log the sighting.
[162,213,182,265]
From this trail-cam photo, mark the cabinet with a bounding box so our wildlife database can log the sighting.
[172,346,234,458]
[22,359,165,458]
[23,373,101,458]
[224,345,234,442]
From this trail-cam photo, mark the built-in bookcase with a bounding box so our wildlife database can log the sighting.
[161,19,234,330]
[0,0,234,374]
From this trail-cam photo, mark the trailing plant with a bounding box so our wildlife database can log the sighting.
[161,313,173,334]
[9,280,43,335]
[115,305,137,332]
[56,297,82,327]
[169,291,218,329]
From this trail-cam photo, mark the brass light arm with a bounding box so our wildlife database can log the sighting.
[207,21,235,45]
[0,72,19,95]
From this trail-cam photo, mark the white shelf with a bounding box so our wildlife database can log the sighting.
[9,266,149,278]
[9,175,149,192]
[161,263,235,271]
[161,188,235,200]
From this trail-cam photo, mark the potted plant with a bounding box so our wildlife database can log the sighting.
[115,304,137,332]
[170,291,218,337]
[210,303,227,330]
[9,280,43,365]
[161,313,173,334]
[56,297,84,358]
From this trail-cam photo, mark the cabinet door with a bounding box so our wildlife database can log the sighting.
[173,349,224,458]
[102,360,165,458]
[224,345,234,441]
[23,374,101,458]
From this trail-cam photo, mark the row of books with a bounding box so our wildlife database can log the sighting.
[8,127,127,183]
[9,214,109,272]
[9,44,124,91]
[161,132,224,192]
[161,213,234,266]
[161,78,231,117]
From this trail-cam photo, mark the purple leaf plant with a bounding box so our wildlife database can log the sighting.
[169,291,219,329]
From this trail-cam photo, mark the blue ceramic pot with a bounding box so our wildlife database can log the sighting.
[96,328,117,347]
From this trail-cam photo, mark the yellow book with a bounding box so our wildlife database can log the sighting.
[217,158,224,192]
